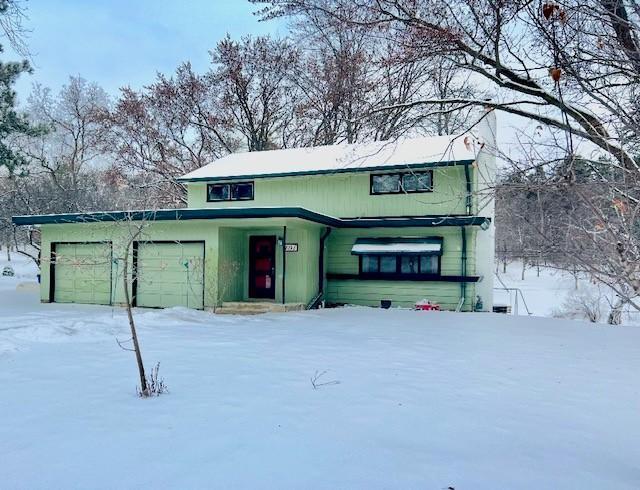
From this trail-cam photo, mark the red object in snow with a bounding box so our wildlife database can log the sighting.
[415,301,440,311]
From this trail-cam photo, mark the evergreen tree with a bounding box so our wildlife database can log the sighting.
[0,0,40,173]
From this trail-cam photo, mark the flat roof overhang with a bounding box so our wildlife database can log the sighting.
[177,159,476,183]
[12,207,491,229]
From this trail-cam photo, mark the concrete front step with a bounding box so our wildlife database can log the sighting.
[216,302,305,315]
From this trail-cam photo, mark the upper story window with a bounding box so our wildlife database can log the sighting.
[207,182,254,202]
[370,170,433,195]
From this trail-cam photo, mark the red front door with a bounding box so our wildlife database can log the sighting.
[249,236,276,299]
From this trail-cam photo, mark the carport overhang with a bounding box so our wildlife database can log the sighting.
[12,207,491,229]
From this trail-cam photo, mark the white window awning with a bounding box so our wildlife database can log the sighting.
[351,238,443,256]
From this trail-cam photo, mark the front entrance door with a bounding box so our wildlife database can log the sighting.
[249,236,276,299]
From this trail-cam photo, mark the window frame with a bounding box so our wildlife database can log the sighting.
[358,253,442,279]
[206,181,254,202]
[370,170,434,195]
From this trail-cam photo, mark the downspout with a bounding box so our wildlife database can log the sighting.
[457,226,467,312]
[463,160,473,215]
[456,160,473,312]
[318,227,332,296]
[282,225,287,305]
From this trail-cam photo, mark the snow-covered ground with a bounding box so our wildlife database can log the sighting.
[2,254,640,489]
[496,262,640,324]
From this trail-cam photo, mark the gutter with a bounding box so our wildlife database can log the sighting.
[456,160,472,311]
[463,160,473,215]
[282,226,287,305]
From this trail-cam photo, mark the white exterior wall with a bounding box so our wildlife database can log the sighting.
[472,109,497,311]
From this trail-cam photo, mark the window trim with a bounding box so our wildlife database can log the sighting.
[358,253,442,279]
[370,170,434,195]
[206,181,254,202]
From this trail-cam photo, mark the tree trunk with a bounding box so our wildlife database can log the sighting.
[521,260,526,281]
[122,242,147,395]
[607,296,626,325]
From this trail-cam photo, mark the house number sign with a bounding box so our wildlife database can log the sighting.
[285,243,299,252]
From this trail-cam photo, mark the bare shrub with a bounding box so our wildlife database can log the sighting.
[137,362,168,398]
[554,287,604,323]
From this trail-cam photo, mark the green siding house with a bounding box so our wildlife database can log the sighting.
[12,113,496,313]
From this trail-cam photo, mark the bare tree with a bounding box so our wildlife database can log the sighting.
[210,35,300,151]
[23,76,110,212]
[102,64,237,206]
[254,0,640,309]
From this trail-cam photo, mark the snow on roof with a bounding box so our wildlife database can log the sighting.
[178,133,479,182]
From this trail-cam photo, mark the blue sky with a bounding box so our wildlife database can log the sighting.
[9,0,284,103]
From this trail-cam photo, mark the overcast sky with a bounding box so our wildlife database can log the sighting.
[5,0,542,157]
[10,0,284,104]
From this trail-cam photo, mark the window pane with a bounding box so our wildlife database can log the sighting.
[402,172,432,192]
[401,256,419,274]
[420,255,438,274]
[232,182,253,200]
[380,256,397,273]
[208,184,230,201]
[362,255,378,273]
[372,174,400,193]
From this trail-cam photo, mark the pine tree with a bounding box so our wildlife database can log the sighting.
[0,0,40,173]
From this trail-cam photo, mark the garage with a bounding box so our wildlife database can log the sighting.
[134,241,205,309]
[51,242,113,305]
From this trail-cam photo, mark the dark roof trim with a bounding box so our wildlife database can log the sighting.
[12,208,340,227]
[12,207,491,229]
[177,159,476,183]
[339,216,489,228]
[327,273,481,283]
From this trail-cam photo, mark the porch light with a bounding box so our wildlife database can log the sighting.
[277,236,284,246]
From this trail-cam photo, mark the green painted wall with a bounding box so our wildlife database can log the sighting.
[281,225,321,304]
[39,219,323,309]
[325,227,478,311]
[38,217,484,312]
[218,227,245,302]
[187,166,469,217]
[40,221,220,308]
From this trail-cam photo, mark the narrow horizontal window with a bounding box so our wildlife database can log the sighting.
[402,172,432,192]
[207,184,230,201]
[371,170,433,195]
[371,174,401,194]
[207,182,254,202]
[231,182,254,200]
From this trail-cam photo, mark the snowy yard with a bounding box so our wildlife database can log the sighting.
[1,255,640,489]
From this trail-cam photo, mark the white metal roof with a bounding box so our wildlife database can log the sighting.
[178,133,479,182]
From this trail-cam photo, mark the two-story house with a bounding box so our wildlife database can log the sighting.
[12,112,496,313]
